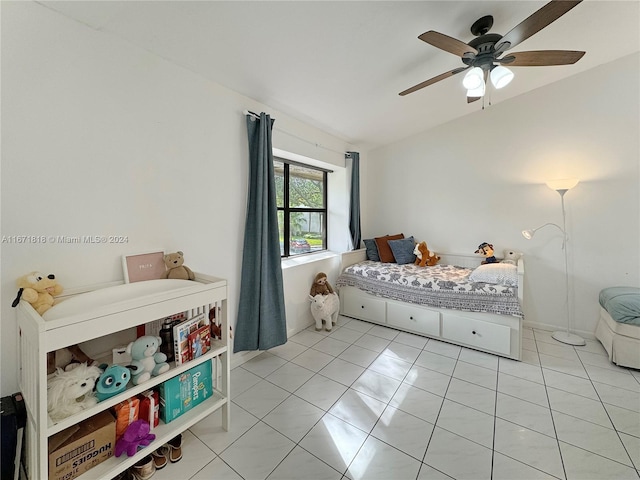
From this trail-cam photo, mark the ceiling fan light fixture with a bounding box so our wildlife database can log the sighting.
[462,67,484,90]
[467,82,485,98]
[490,65,514,89]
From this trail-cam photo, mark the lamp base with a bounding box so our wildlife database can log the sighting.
[552,330,586,346]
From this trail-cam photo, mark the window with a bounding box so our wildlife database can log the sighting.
[274,157,328,257]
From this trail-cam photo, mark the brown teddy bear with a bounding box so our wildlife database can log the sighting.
[310,272,334,296]
[413,242,440,267]
[12,272,64,315]
[163,251,195,280]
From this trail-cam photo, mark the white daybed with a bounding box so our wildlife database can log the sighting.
[337,249,524,360]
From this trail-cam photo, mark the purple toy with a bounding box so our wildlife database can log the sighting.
[115,420,156,457]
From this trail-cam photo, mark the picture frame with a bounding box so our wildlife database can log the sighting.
[122,250,166,283]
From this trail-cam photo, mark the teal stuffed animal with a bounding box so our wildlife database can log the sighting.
[126,336,170,385]
[96,364,131,401]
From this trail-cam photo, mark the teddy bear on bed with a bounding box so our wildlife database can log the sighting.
[413,242,440,267]
[12,271,63,315]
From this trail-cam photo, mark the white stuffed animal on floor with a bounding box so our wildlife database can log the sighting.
[309,293,340,331]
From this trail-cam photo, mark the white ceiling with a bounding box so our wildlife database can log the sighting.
[39,1,640,150]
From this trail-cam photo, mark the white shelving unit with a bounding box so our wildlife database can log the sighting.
[17,273,230,480]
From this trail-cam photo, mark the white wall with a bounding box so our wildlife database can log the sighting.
[362,53,640,336]
[0,2,352,395]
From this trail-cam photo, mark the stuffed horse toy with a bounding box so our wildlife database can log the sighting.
[47,362,102,422]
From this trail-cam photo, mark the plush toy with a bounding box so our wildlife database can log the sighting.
[413,242,440,267]
[475,242,498,264]
[309,293,340,332]
[209,308,233,339]
[309,272,334,296]
[163,251,195,280]
[47,362,102,423]
[126,336,170,385]
[502,249,523,265]
[115,420,156,457]
[95,364,131,401]
[12,272,63,315]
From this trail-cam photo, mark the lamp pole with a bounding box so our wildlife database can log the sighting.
[551,186,586,346]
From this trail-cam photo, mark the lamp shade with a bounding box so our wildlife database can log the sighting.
[490,66,514,89]
[466,81,486,98]
[546,178,579,191]
[463,67,484,90]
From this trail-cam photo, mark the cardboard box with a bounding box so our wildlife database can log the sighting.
[159,361,212,423]
[48,410,115,480]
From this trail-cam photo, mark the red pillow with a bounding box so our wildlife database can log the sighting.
[374,233,404,263]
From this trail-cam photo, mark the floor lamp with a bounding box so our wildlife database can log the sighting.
[522,178,586,346]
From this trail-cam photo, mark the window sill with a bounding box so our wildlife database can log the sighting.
[281,251,340,270]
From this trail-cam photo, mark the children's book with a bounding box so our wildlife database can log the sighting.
[188,325,211,360]
[173,313,208,365]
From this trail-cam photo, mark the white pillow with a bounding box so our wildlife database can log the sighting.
[469,263,518,286]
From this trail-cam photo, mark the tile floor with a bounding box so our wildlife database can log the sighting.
[156,316,639,480]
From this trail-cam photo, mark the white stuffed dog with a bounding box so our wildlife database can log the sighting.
[309,293,340,331]
[502,249,523,265]
[47,362,102,423]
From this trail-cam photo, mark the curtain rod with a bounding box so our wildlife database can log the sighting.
[243,109,349,156]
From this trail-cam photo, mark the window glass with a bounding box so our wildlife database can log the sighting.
[275,157,327,257]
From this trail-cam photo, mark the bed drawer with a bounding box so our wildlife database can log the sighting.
[343,293,386,324]
[442,313,511,355]
[387,302,440,336]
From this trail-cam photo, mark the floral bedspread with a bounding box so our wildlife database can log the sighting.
[336,261,523,317]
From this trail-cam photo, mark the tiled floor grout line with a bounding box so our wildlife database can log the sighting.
[187,324,639,480]
[418,345,460,479]
[540,354,570,480]
[575,345,639,471]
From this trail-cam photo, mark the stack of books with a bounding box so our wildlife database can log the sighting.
[172,313,211,365]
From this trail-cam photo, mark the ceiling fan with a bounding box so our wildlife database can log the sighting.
[399,0,586,102]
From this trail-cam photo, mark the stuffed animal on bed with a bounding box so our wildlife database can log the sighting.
[310,272,334,296]
[413,242,440,267]
[475,242,498,264]
[502,249,523,265]
[163,251,195,280]
[12,272,63,315]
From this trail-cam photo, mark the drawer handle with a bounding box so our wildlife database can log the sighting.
[361,305,365,309]
[409,316,414,320]
[472,330,477,335]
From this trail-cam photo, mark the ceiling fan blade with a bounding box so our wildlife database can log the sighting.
[499,50,585,66]
[399,66,469,96]
[418,31,478,58]
[495,0,583,52]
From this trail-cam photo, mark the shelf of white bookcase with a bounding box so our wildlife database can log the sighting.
[75,391,228,480]
[47,341,227,436]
